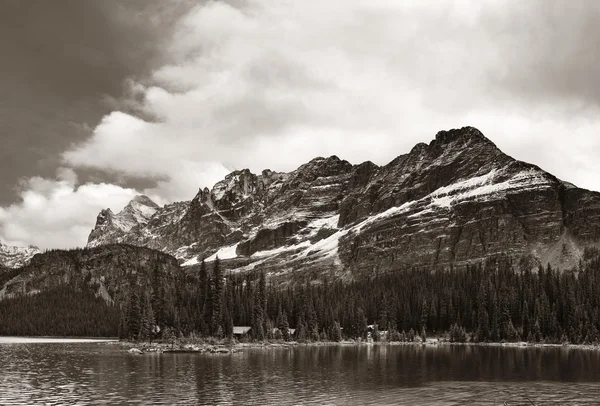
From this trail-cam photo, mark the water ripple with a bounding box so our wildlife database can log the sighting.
[1,341,600,405]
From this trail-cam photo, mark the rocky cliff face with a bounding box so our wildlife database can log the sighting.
[87,195,160,248]
[0,241,41,268]
[86,127,600,275]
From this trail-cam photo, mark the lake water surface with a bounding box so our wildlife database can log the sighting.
[1,339,600,405]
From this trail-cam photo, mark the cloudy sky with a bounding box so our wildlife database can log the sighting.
[1,0,599,249]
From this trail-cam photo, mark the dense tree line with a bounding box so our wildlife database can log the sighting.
[5,249,600,343]
[118,249,600,345]
[0,280,119,337]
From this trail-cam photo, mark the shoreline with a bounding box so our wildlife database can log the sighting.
[118,338,600,355]
[0,336,119,344]
[3,336,598,352]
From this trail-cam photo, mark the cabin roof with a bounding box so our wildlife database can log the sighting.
[233,326,252,335]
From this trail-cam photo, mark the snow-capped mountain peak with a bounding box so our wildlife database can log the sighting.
[0,240,41,268]
[87,195,159,247]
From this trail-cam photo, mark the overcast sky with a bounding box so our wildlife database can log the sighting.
[1,0,600,249]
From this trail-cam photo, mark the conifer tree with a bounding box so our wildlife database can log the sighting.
[353,308,367,339]
[279,309,290,341]
[308,304,319,341]
[223,299,234,338]
[421,299,429,331]
[522,300,530,341]
[252,272,266,340]
[373,324,381,342]
[198,259,208,334]
[296,316,308,342]
[203,274,213,335]
[151,265,164,330]
[211,257,223,336]
[127,286,141,340]
[139,291,156,342]
[378,296,389,331]
[476,281,490,341]
[332,321,342,342]
[118,305,128,340]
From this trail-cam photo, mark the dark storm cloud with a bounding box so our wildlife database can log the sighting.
[0,0,195,204]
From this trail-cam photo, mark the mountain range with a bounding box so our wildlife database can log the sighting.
[79,126,600,276]
[3,127,599,275]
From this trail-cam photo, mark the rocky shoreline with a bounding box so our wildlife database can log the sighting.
[120,338,600,355]
[124,341,240,355]
[121,340,357,355]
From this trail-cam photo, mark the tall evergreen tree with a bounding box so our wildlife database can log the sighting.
[198,259,208,334]
[151,264,165,331]
[127,286,141,340]
[222,274,234,338]
[278,308,290,341]
[118,304,128,339]
[332,321,343,342]
[522,300,530,341]
[476,281,490,341]
[252,272,266,340]
[204,274,213,335]
[211,257,223,336]
[139,291,156,342]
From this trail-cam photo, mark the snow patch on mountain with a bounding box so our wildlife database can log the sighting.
[0,241,41,268]
[206,243,239,262]
[113,196,159,232]
[296,202,417,260]
[252,241,312,258]
[182,256,200,267]
[306,215,340,235]
[129,196,159,220]
[182,243,240,266]
[430,168,552,209]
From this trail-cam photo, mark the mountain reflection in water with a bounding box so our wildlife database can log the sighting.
[1,341,599,405]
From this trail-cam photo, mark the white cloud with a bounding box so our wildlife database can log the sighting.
[4,0,600,249]
[0,170,138,249]
[60,0,600,197]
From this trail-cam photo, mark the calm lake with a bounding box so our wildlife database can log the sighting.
[1,339,600,405]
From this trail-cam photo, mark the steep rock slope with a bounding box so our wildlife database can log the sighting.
[87,195,159,248]
[0,241,41,268]
[89,160,352,265]
[87,127,600,274]
[335,128,591,272]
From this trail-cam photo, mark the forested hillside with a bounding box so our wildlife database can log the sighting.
[0,282,119,336]
[4,248,598,343]
[144,249,600,344]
